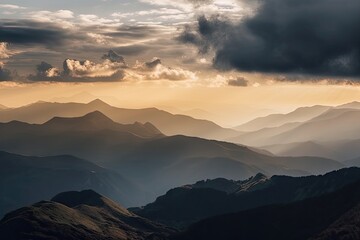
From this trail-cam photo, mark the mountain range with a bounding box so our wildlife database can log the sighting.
[132,167,360,228]
[0,111,343,202]
[231,102,360,161]
[2,169,360,240]
[0,99,239,140]
[173,178,360,240]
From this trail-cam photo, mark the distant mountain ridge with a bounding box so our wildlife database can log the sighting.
[0,99,239,140]
[235,105,331,132]
[0,111,343,203]
[231,102,360,162]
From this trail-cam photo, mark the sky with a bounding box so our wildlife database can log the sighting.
[0,0,359,126]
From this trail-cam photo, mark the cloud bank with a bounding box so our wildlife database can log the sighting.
[27,51,196,82]
[179,0,360,77]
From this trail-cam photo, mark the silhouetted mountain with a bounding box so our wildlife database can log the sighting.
[0,151,145,218]
[173,178,360,240]
[0,190,174,240]
[235,105,330,132]
[0,113,343,202]
[132,168,360,228]
[0,99,239,140]
[310,204,360,240]
[43,111,163,138]
[0,104,7,110]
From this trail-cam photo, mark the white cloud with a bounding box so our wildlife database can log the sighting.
[87,33,113,44]
[31,10,74,20]
[0,4,26,10]
[63,59,125,78]
[0,42,10,59]
[78,14,122,27]
[148,64,197,80]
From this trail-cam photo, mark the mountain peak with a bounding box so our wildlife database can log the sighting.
[44,111,115,128]
[51,190,106,208]
[82,110,113,121]
[87,98,110,107]
[253,172,268,181]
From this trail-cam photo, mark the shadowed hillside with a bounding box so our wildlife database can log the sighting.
[0,190,175,240]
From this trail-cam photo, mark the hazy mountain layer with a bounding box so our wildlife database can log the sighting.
[235,105,330,132]
[0,111,343,202]
[0,151,146,218]
[0,99,239,140]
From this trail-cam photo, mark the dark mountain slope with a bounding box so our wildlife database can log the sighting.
[133,168,360,228]
[0,190,174,240]
[0,151,145,218]
[311,203,360,240]
[173,179,360,240]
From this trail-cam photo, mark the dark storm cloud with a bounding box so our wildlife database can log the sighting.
[0,20,74,46]
[145,58,162,68]
[0,66,13,81]
[102,50,126,64]
[179,0,360,77]
[228,77,248,87]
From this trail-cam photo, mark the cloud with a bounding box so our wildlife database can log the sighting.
[0,42,10,59]
[145,58,162,68]
[140,0,213,10]
[228,77,248,87]
[148,64,197,81]
[27,51,195,82]
[0,4,26,10]
[0,20,73,46]
[179,0,360,77]
[133,57,197,81]
[0,63,13,81]
[102,50,126,64]
[28,57,125,82]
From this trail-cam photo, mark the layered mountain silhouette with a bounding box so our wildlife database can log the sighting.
[173,178,360,240]
[0,99,239,140]
[0,190,175,240]
[0,151,146,218]
[3,171,360,240]
[0,111,343,202]
[235,105,330,132]
[231,103,360,162]
[0,104,7,110]
[132,168,360,228]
